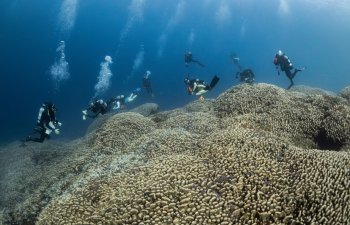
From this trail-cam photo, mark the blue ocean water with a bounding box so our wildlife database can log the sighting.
[0,0,350,145]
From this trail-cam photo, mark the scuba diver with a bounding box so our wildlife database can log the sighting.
[236,69,255,84]
[26,102,62,143]
[142,70,154,97]
[184,51,205,67]
[273,50,305,90]
[230,52,243,71]
[113,88,141,110]
[231,52,255,84]
[184,75,220,101]
[82,99,111,120]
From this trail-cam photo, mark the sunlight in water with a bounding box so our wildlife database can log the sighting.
[128,45,145,80]
[116,0,145,57]
[157,0,186,57]
[215,1,231,24]
[58,0,79,35]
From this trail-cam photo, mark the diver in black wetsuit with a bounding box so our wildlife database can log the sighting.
[26,102,62,143]
[184,75,220,97]
[273,50,305,89]
[236,69,255,84]
[82,99,109,120]
[143,70,154,97]
[112,88,141,110]
[231,52,255,84]
[184,51,205,67]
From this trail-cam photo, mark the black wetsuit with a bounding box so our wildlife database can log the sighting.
[274,54,301,89]
[86,100,108,118]
[143,77,153,96]
[237,69,255,84]
[184,53,205,67]
[185,75,220,95]
[112,95,127,110]
[187,79,207,95]
[26,105,58,143]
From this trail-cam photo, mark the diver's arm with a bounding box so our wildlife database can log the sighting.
[48,121,56,130]
[46,121,58,134]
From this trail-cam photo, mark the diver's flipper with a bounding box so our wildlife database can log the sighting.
[209,75,220,90]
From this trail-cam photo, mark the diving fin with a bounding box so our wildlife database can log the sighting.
[209,75,220,90]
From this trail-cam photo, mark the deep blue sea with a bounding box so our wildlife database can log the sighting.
[1,0,350,145]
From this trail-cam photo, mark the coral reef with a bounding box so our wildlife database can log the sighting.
[86,103,159,135]
[1,83,350,225]
[183,99,216,114]
[0,139,94,224]
[37,127,350,225]
[339,85,350,103]
[158,112,221,136]
[130,103,160,117]
[86,112,156,154]
[215,83,350,150]
[290,84,337,97]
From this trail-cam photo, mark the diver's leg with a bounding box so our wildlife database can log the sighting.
[148,87,154,96]
[193,60,205,67]
[196,89,208,95]
[292,67,306,79]
[287,78,294,90]
[285,70,294,90]
[197,61,205,67]
[26,134,45,143]
[291,69,299,79]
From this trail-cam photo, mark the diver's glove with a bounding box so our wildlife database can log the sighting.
[57,122,62,126]
[54,129,60,135]
[45,129,52,135]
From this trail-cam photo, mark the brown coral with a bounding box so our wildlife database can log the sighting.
[339,85,350,103]
[37,126,350,225]
[2,83,350,225]
[86,112,156,154]
[158,112,221,136]
[215,83,350,150]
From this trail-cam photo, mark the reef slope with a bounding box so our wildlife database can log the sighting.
[1,84,349,225]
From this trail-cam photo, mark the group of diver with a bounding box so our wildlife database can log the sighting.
[25,70,153,144]
[24,49,304,143]
[82,87,140,120]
